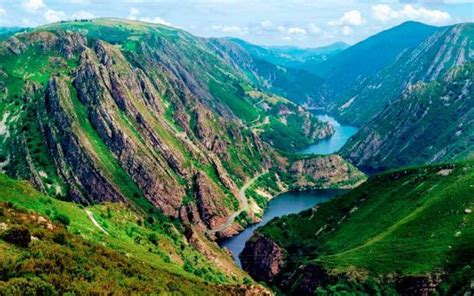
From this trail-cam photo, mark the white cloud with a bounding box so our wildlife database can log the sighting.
[372,4,451,24]
[139,16,173,26]
[128,7,140,20]
[308,23,321,34]
[126,8,173,27]
[329,10,364,26]
[372,4,398,22]
[342,26,353,36]
[0,8,5,17]
[44,9,66,23]
[212,25,249,35]
[288,27,307,35]
[278,26,307,35]
[277,25,307,42]
[22,0,45,13]
[260,20,273,30]
[71,10,94,19]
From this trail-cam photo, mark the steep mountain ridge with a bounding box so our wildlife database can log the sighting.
[305,21,441,113]
[0,19,359,240]
[342,61,473,170]
[333,22,473,126]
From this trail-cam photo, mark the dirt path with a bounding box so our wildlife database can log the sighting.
[86,209,109,236]
[208,172,265,235]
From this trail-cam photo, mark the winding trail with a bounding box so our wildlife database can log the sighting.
[86,209,109,236]
[208,172,265,235]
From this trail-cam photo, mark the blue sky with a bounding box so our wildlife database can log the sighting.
[0,0,472,47]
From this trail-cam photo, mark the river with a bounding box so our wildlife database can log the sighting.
[298,114,358,155]
[219,115,358,266]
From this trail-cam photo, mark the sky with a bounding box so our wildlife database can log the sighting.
[0,0,472,47]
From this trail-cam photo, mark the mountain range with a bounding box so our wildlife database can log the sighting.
[0,17,472,295]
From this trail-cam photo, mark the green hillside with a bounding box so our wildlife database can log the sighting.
[0,174,262,294]
[243,160,474,294]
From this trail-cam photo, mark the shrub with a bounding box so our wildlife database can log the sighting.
[148,232,159,245]
[146,216,154,224]
[1,226,31,247]
[0,277,55,295]
[52,232,68,245]
[53,214,70,226]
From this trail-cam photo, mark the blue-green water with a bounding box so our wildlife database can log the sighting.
[298,114,358,155]
[219,190,343,267]
[219,115,356,266]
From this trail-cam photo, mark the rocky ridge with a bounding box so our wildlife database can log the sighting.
[0,19,358,241]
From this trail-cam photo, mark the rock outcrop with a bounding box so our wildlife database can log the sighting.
[240,233,286,283]
[195,172,234,230]
[289,155,366,188]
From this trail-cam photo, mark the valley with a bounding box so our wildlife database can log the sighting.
[0,14,472,296]
[220,115,357,266]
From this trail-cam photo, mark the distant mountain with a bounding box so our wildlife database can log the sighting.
[327,22,472,126]
[0,27,24,40]
[305,21,441,102]
[342,61,473,171]
[210,38,329,107]
[265,41,349,63]
[228,38,347,68]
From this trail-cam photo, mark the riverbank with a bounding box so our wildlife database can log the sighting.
[218,115,365,265]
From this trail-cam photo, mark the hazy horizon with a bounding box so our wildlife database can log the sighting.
[0,0,472,47]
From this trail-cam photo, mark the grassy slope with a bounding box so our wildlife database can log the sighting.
[260,160,474,275]
[0,174,251,292]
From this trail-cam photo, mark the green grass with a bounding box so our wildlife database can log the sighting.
[208,79,259,123]
[0,205,232,295]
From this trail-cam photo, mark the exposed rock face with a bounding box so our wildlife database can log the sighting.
[73,43,186,216]
[195,172,233,229]
[240,233,286,283]
[289,155,365,188]
[5,37,26,55]
[1,20,356,243]
[311,120,335,140]
[45,77,126,204]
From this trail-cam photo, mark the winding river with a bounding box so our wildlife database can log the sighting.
[298,114,358,155]
[219,115,358,266]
